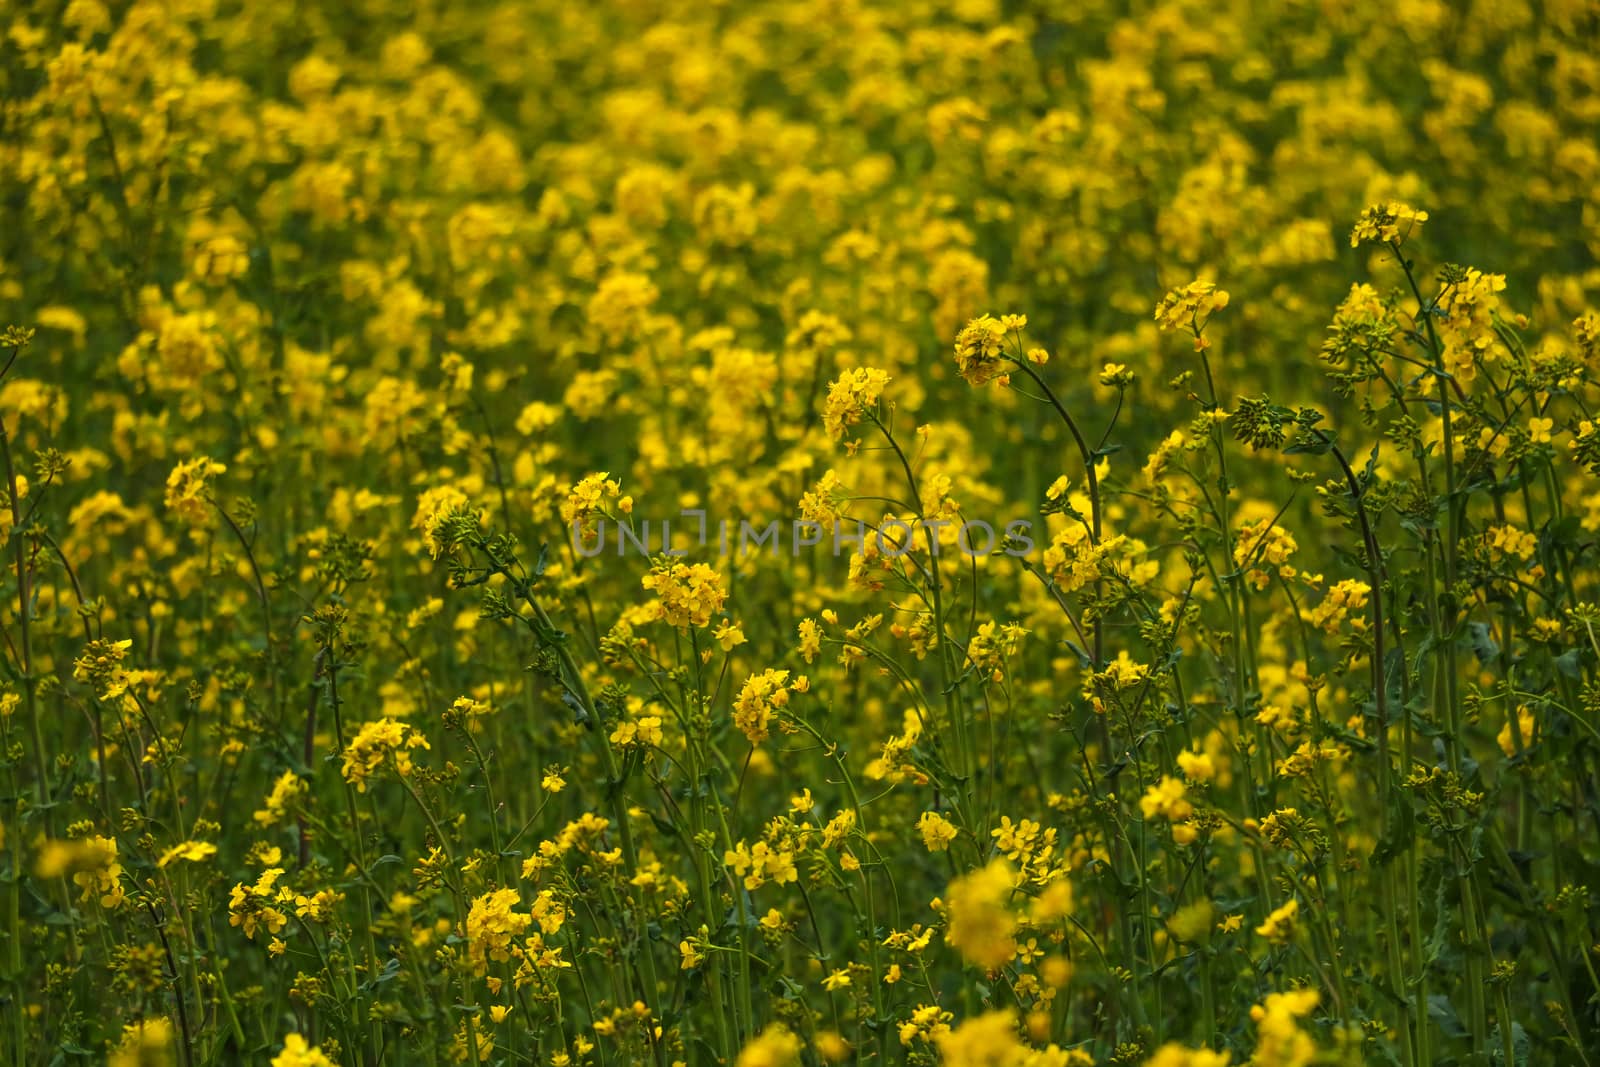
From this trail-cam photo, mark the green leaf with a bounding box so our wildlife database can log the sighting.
[1467,621,1499,664]
[1428,993,1468,1039]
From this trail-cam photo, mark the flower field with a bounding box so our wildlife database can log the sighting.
[4,0,1600,1064]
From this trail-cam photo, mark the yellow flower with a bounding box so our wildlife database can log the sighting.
[1099,362,1128,386]
[413,484,474,559]
[642,560,728,629]
[735,1024,801,1067]
[1255,899,1299,944]
[733,669,794,745]
[1140,776,1194,822]
[588,271,658,344]
[465,888,532,975]
[1350,201,1428,247]
[157,841,217,868]
[952,314,1014,387]
[942,859,1016,971]
[1154,280,1230,342]
[609,715,664,749]
[822,367,890,440]
[1249,989,1319,1066]
[899,1004,954,1046]
[561,472,622,534]
[917,811,959,852]
[1143,1043,1233,1067]
[815,1032,850,1063]
[341,718,430,792]
[1234,517,1298,590]
[254,771,305,826]
[1484,524,1538,561]
[724,840,799,891]
[191,233,250,285]
[1498,705,1536,757]
[1176,750,1215,782]
[797,618,822,663]
[228,868,288,940]
[933,1010,1031,1066]
[1168,901,1216,946]
[164,457,225,528]
[71,638,134,701]
[271,1034,336,1067]
[713,620,747,650]
[110,1019,176,1067]
[47,836,125,909]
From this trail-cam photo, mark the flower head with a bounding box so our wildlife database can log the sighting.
[1350,201,1429,247]
[953,314,1016,387]
[822,367,890,440]
[165,457,225,528]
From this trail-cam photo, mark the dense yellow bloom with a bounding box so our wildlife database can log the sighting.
[1154,281,1230,343]
[1042,529,1128,594]
[191,233,251,285]
[1143,1044,1232,1067]
[1140,776,1194,822]
[965,621,1027,682]
[1249,989,1319,1067]
[1436,268,1509,380]
[642,560,727,629]
[413,485,474,559]
[822,367,890,440]
[254,770,305,826]
[164,457,225,528]
[943,859,1016,971]
[561,472,623,533]
[735,1024,800,1067]
[725,840,799,891]
[1308,579,1370,633]
[933,1010,1018,1064]
[733,669,794,745]
[271,1034,337,1067]
[1176,750,1215,783]
[71,638,134,701]
[797,618,822,663]
[918,811,959,852]
[1350,202,1429,247]
[60,836,125,910]
[898,1004,954,1047]
[110,1019,176,1067]
[1484,524,1537,561]
[588,271,658,344]
[1234,518,1298,590]
[466,888,532,974]
[1255,899,1299,944]
[953,314,1022,387]
[228,868,288,940]
[341,718,431,792]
